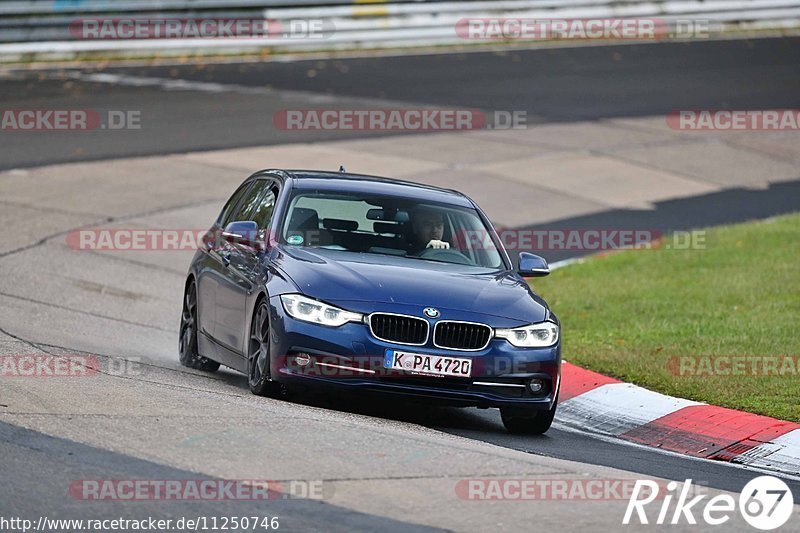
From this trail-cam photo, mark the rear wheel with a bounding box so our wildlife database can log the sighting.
[501,395,558,435]
[179,281,220,372]
[248,301,281,397]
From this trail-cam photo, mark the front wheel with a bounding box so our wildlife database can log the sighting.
[500,395,558,435]
[248,301,281,397]
[179,281,220,372]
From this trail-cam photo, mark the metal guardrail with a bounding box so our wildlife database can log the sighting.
[1,0,799,60]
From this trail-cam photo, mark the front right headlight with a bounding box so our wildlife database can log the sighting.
[280,294,363,327]
[495,321,559,348]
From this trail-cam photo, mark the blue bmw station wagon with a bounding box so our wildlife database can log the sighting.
[180,169,561,434]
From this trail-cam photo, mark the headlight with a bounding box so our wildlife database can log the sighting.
[495,321,559,347]
[280,294,363,327]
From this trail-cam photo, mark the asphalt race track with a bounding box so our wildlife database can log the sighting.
[1,37,800,531]
[1,37,799,170]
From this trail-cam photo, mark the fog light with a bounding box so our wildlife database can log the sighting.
[294,353,311,367]
[528,379,544,393]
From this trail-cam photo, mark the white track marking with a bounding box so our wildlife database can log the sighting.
[66,71,292,96]
[557,382,703,436]
[549,257,585,270]
[57,71,447,109]
[733,429,800,476]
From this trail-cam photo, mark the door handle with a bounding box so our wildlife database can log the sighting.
[219,250,231,267]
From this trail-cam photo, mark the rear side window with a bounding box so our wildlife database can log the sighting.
[217,182,253,227]
[230,180,266,223]
[251,187,278,229]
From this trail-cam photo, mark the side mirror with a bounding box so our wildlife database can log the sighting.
[222,221,264,251]
[518,252,550,277]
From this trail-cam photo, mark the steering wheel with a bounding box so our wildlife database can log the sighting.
[418,246,472,265]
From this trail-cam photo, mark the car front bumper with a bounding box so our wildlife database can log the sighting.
[268,296,561,410]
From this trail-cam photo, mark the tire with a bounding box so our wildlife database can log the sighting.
[179,280,220,372]
[501,395,558,435]
[248,300,281,397]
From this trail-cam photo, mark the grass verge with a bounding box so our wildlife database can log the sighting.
[530,213,800,422]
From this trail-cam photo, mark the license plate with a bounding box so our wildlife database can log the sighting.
[384,350,472,378]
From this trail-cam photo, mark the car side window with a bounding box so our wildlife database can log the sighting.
[230,180,266,223]
[217,182,254,227]
[251,185,278,229]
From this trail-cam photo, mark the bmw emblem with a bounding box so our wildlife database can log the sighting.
[423,307,440,319]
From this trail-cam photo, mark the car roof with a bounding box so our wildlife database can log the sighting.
[257,169,474,208]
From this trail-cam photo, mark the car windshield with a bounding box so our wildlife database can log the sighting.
[281,190,505,269]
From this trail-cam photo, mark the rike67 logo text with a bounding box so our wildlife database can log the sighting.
[624,477,794,530]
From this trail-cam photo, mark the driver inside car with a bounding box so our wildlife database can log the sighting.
[409,207,450,255]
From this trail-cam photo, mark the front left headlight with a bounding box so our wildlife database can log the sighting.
[495,321,559,347]
[280,294,363,327]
